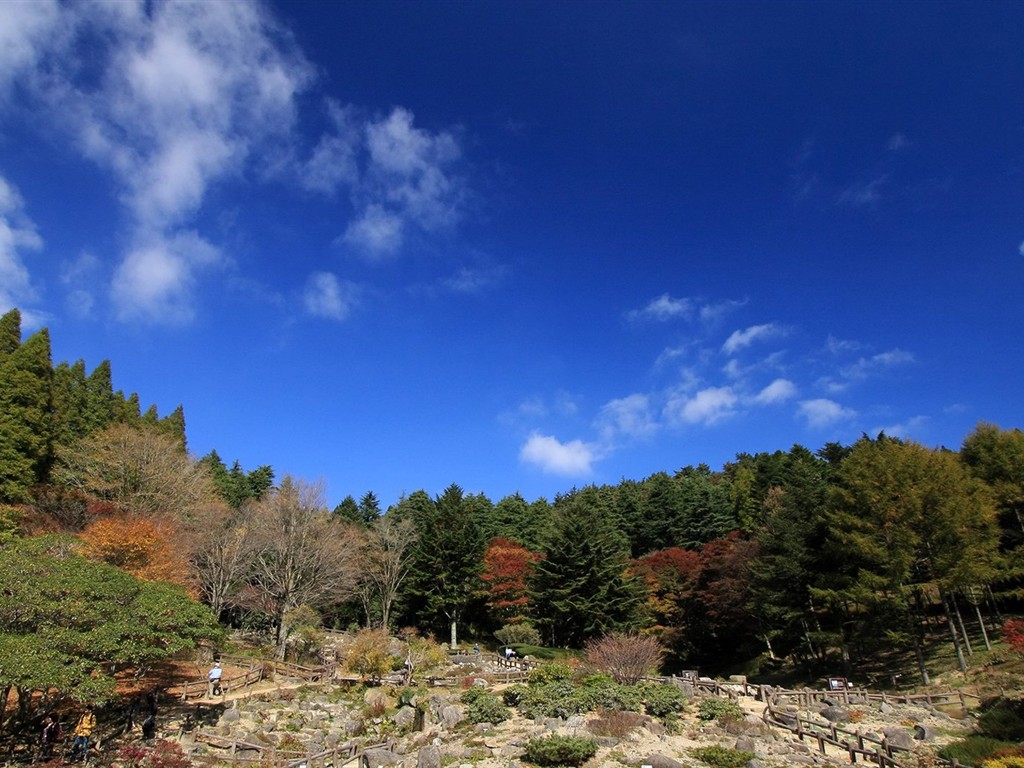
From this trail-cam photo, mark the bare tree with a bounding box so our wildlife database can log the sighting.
[361,514,418,629]
[243,477,362,658]
[190,500,257,617]
[584,632,664,684]
[55,424,216,519]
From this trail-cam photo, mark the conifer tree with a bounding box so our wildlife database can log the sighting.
[0,308,21,359]
[529,500,642,647]
[0,328,54,500]
[84,360,117,433]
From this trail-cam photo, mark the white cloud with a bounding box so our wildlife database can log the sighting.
[111,230,222,325]
[722,323,784,354]
[754,378,797,405]
[301,100,360,194]
[0,0,60,96]
[698,297,747,324]
[798,398,856,428]
[627,294,692,322]
[13,0,312,324]
[519,432,597,476]
[841,348,915,380]
[597,394,658,440]
[343,204,406,256]
[665,386,738,426]
[303,272,359,321]
[1019,240,1024,257]
[871,415,928,439]
[0,174,42,315]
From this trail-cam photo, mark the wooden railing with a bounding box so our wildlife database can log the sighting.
[167,660,265,702]
[191,732,394,768]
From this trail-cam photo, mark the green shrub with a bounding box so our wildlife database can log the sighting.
[528,662,575,685]
[689,745,756,768]
[503,684,526,707]
[495,621,542,646]
[641,682,688,719]
[697,697,743,723]
[462,690,509,724]
[978,698,1024,741]
[940,736,1021,767]
[522,734,597,767]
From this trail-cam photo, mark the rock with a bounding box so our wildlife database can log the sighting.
[879,701,895,715]
[363,747,402,766]
[643,756,683,768]
[543,718,562,731]
[471,678,488,688]
[593,736,618,747]
[883,727,916,750]
[820,706,851,723]
[219,709,241,724]
[735,736,756,752]
[565,715,586,728]
[416,745,441,768]
[439,705,464,729]
[364,688,389,710]
[914,724,935,741]
[393,706,417,730]
[646,720,667,736]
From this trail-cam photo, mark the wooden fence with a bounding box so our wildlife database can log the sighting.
[191,732,395,768]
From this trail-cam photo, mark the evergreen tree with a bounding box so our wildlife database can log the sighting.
[529,500,642,647]
[0,329,54,500]
[160,404,186,449]
[50,360,89,449]
[333,495,361,524]
[358,491,382,524]
[84,360,117,433]
[404,484,485,646]
[0,308,22,360]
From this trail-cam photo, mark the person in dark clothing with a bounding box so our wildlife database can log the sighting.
[140,691,158,740]
[40,714,61,759]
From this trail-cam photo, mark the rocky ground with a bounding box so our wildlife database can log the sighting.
[175,659,975,768]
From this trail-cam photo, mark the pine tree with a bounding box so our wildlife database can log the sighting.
[0,329,54,500]
[84,360,117,433]
[0,308,22,360]
[529,500,642,647]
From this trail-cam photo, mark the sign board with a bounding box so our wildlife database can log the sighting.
[827,677,849,691]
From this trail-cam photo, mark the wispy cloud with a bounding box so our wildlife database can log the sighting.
[753,378,797,405]
[665,386,738,426]
[303,272,360,321]
[9,1,312,324]
[441,263,509,294]
[626,293,693,322]
[838,174,889,206]
[597,394,658,441]
[321,107,466,260]
[722,323,785,354]
[0,175,42,316]
[871,415,928,439]
[519,432,598,476]
[887,133,909,151]
[798,398,856,428]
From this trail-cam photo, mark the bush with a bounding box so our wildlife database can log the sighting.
[588,708,646,738]
[495,621,542,647]
[463,691,509,724]
[982,750,1024,768]
[641,682,688,719]
[978,698,1024,741]
[940,736,1020,767]
[584,631,663,684]
[522,734,597,767]
[114,741,191,768]
[690,745,755,768]
[528,662,575,685]
[344,628,396,681]
[697,697,743,723]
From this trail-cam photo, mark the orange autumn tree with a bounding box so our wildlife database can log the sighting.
[480,537,539,623]
[80,516,196,594]
[632,546,701,637]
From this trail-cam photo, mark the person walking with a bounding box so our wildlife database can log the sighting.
[40,714,61,759]
[208,662,223,696]
[69,707,96,762]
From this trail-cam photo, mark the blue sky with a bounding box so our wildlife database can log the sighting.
[1,0,1022,509]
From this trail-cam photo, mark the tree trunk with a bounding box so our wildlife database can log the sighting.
[275,616,289,661]
[952,593,973,656]
[974,596,992,651]
[450,617,458,649]
[941,590,968,673]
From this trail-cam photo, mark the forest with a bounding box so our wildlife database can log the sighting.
[2,306,1023,709]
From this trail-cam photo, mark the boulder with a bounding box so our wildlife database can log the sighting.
[883,727,917,750]
[416,745,441,768]
[820,706,851,723]
[643,756,682,768]
[440,705,464,729]
[362,747,401,766]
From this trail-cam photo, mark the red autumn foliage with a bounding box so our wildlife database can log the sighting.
[480,537,540,618]
[79,515,197,595]
[1002,618,1024,654]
